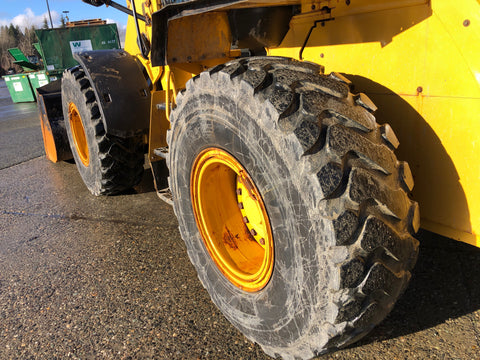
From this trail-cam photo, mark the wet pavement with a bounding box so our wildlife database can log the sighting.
[0,81,44,170]
[1,78,480,359]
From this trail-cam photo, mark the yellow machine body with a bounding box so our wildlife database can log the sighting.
[123,0,480,247]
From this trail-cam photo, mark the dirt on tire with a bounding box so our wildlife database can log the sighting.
[167,56,419,360]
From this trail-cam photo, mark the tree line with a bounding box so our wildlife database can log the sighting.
[1,15,68,76]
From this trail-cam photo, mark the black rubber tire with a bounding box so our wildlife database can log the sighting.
[167,57,420,360]
[62,66,144,196]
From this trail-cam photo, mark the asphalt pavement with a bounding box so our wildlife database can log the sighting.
[1,79,479,359]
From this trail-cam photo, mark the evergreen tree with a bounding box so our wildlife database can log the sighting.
[8,24,20,42]
[0,24,40,74]
[26,26,37,44]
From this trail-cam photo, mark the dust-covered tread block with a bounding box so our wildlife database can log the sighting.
[327,124,395,174]
[336,297,365,323]
[359,216,418,265]
[351,302,381,328]
[242,69,269,92]
[355,93,378,112]
[348,168,411,219]
[333,210,358,246]
[380,123,400,149]
[268,85,295,115]
[340,257,365,289]
[361,262,404,296]
[328,72,353,88]
[294,119,322,151]
[317,162,343,198]
[399,161,414,192]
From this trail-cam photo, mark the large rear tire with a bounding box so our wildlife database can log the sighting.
[62,66,144,196]
[167,57,419,359]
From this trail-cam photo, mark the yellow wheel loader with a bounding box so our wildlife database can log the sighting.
[37,0,480,358]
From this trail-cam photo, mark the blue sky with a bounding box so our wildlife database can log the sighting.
[0,0,128,30]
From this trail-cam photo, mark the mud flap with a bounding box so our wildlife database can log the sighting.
[73,49,151,138]
[37,80,72,162]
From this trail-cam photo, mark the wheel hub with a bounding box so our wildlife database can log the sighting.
[190,148,274,292]
[68,102,89,166]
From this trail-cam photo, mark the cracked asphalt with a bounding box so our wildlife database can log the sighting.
[1,79,479,359]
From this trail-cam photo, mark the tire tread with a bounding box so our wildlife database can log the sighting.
[63,67,144,195]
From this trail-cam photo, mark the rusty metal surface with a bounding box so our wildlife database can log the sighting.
[167,12,232,64]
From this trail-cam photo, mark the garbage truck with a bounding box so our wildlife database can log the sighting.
[37,0,480,358]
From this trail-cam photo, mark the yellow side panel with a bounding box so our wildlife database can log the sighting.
[269,0,480,246]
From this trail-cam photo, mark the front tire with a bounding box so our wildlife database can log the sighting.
[167,57,419,359]
[62,66,144,195]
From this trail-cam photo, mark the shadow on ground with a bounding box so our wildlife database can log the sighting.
[125,168,157,195]
[353,229,480,347]
[333,74,480,350]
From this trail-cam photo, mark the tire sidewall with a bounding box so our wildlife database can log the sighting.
[169,72,337,348]
[62,71,102,195]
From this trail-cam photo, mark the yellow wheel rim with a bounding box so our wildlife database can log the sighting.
[39,106,58,163]
[191,148,274,292]
[68,102,89,167]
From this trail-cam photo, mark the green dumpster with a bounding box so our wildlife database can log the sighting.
[28,70,51,99]
[2,74,35,103]
[35,24,121,78]
[7,48,40,71]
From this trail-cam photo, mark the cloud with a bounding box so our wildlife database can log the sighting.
[0,8,60,30]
